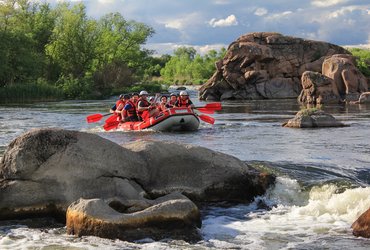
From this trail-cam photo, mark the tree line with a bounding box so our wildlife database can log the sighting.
[0,0,226,101]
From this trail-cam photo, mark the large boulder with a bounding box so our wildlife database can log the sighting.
[199,32,349,101]
[123,140,273,202]
[66,193,201,241]
[352,207,370,238]
[298,71,341,104]
[0,129,275,220]
[322,54,368,101]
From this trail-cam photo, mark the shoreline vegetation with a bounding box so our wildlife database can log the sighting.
[0,0,225,104]
[0,1,369,104]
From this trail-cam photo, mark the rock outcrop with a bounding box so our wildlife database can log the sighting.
[283,109,345,128]
[298,54,368,104]
[0,129,275,221]
[352,207,370,238]
[67,193,201,241]
[298,71,340,104]
[199,32,349,101]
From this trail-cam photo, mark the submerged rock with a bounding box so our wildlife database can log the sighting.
[283,109,346,128]
[67,193,201,241]
[352,207,370,238]
[0,129,275,225]
[199,32,348,101]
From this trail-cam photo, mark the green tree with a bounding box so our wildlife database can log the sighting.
[160,47,226,84]
[93,12,154,93]
[46,3,98,78]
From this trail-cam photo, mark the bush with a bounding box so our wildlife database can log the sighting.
[57,74,93,99]
[348,48,370,77]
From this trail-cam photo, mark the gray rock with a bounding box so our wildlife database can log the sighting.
[0,129,275,220]
[283,109,346,128]
[66,193,201,241]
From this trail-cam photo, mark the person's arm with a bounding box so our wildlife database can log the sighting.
[109,104,117,114]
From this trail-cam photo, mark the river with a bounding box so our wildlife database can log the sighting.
[0,91,370,249]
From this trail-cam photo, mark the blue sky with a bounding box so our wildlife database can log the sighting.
[38,0,370,55]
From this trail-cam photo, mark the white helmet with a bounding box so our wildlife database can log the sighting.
[139,90,148,96]
[179,91,188,96]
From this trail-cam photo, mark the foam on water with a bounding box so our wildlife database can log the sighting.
[201,177,370,249]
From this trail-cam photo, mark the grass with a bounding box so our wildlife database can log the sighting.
[299,107,323,117]
[0,82,64,104]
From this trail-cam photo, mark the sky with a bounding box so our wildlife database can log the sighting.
[36,0,370,55]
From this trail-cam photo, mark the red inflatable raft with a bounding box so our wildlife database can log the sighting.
[108,107,200,132]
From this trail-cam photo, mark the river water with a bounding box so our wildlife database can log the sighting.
[0,91,370,249]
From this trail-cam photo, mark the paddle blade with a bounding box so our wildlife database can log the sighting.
[86,114,103,123]
[196,107,215,114]
[103,121,120,131]
[198,114,215,124]
[204,102,222,110]
[105,115,119,123]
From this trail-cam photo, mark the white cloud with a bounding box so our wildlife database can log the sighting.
[209,14,238,27]
[266,11,293,20]
[213,0,231,5]
[254,8,268,16]
[160,12,202,31]
[327,5,368,19]
[311,0,348,8]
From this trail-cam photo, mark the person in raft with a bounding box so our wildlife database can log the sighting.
[157,95,171,112]
[109,94,126,119]
[136,90,158,121]
[131,92,139,105]
[168,93,177,108]
[121,94,138,122]
[175,91,195,108]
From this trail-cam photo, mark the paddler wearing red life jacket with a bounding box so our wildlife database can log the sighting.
[122,94,138,122]
[168,93,177,108]
[157,95,171,112]
[110,94,126,118]
[175,91,195,108]
[137,90,157,121]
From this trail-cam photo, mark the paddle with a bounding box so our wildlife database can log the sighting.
[194,102,222,114]
[86,113,111,123]
[195,102,222,111]
[103,120,120,131]
[195,108,215,114]
[198,114,215,124]
[105,114,120,123]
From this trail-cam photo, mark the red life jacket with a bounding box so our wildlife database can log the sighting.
[177,98,189,107]
[116,100,125,111]
[125,100,137,118]
[168,100,176,107]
